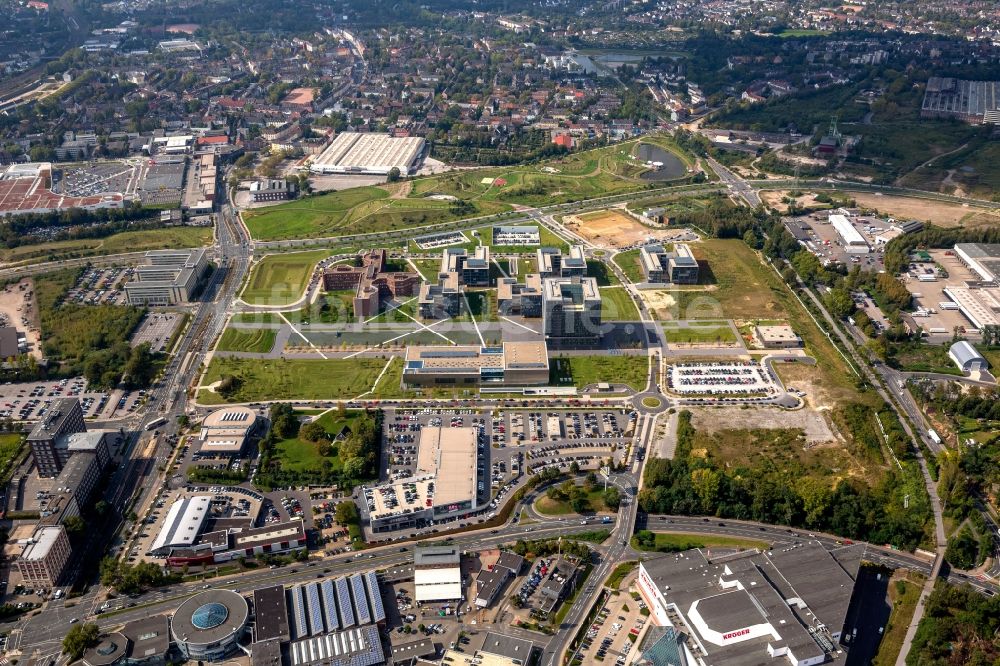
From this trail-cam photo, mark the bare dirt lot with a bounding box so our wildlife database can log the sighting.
[640,287,721,321]
[761,191,832,214]
[0,279,41,358]
[688,405,836,444]
[565,208,690,249]
[850,192,1000,228]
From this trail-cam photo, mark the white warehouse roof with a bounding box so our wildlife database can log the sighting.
[829,214,867,247]
[414,567,463,602]
[150,496,211,553]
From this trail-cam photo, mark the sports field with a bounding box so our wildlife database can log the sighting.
[241,250,330,306]
[216,326,278,354]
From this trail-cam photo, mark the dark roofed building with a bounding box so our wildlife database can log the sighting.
[475,551,524,608]
[253,585,290,642]
[480,632,533,665]
[250,639,283,666]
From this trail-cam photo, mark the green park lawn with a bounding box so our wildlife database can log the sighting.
[0,433,24,483]
[241,250,330,306]
[587,260,620,286]
[216,326,278,354]
[549,355,648,392]
[0,226,213,265]
[601,287,641,321]
[274,411,361,473]
[199,357,394,403]
[661,322,737,344]
[535,487,613,516]
[612,249,646,284]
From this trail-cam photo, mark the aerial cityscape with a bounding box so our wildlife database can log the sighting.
[0,0,999,665]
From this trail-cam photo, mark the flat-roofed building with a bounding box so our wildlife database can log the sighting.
[829,214,869,254]
[497,274,543,317]
[475,552,524,608]
[198,407,259,456]
[418,272,460,319]
[943,285,1000,330]
[310,132,426,176]
[754,324,802,349]
[954,243,1000,283]
[226,519,307,560]
[479,632,534,666]
[414,545,463,602]
[53,451,102,508]
[441,246,490,286]
[249,179,295,202]
[252,585,290,642]
[635,541,863,666]
[640,243,700,284]
[402,341,548,387]
[16,525,71,586]
[27,397,86,477]
[537,246,587,278]
[125,248,209,306]
[288,624,384,666]
[364,426,483,533]
[542,276,602,341]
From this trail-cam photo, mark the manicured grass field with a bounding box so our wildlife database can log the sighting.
[661,322,737,344]
[0,226,213,265]
[549,355,648,392]
[274,411,361,473]
[601,286,641,321]
[241,250,330,306]
[631,532,769,553]
[587,259,620,286]
[200,357,392,402]
[535,487,612,515]
[216,326,277,354]
[612,249,646,284]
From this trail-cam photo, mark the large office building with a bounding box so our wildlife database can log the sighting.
[635,541,863,666]
[537,246,587,278]
[639,243,700,284]
[402,341,549,388]
[16,525,72,586]
[27,397,86,477]
[441,246,491,286]
[542,276,602,341]
[364,426,480,533]
[310,132,426,176]
[497,274,543,317]
[418,273,461,318]
[125,248,210,306]
[322,249,420,320]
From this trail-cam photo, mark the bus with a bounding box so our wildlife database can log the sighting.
[145,416,168,431]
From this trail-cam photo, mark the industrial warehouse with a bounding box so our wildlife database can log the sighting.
[635,541,863,666]
[310,132,426,176]
[362,426,482,533]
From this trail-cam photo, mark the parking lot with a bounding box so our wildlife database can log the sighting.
[131,312,184,353]
[67,266,134,306]
[789,212,888,271]
[667,361,779,395]
[0,378,142,421]
[902,250,978,339]
[574,566,649,666]
[53,161,138,197]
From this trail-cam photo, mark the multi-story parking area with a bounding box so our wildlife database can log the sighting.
[666,361,779,396]
[369,407,636,537]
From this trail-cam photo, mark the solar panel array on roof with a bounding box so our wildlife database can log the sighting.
[304,583,324,636]
[336,578,355,627]
[364,572,385,623]
[350,575,371,626]
[289,625,385,666]
[320,580,340,632]
[288,585,307,640]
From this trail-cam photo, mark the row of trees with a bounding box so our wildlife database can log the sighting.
[99,557,179,595]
